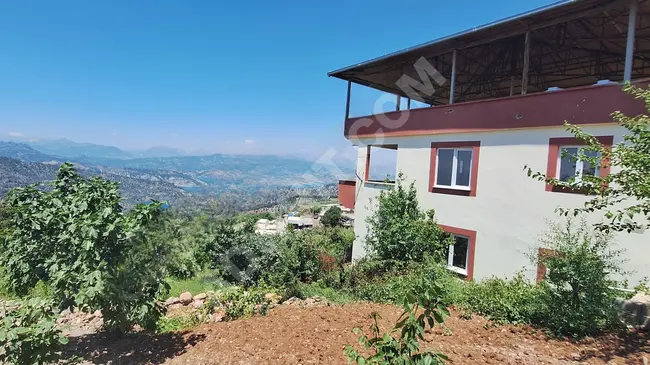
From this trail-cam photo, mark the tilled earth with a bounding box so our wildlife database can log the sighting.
[63,303,650,365]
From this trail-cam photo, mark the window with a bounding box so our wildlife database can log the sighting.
[447,234,470,276]
[364,144,398,184]
[429,141,480,196]
[439,225,476,279]
[545,136,613,193]
[436,148,473,189]
[557,146,601,183]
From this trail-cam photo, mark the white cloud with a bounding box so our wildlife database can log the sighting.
[7,132,23,137]
[244,139,255,145]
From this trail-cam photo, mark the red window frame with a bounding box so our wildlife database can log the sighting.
[545,136,613,193]
[439,225,477,280]
[536,248,558,282]
[429,141,480,196]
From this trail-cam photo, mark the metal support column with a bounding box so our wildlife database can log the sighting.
[624,0,638,82]
[449,49,457,104]
[521,31,530,95]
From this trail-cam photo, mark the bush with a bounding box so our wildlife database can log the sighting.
[0,164,169,336]
[454,275,545,325]
[534,218,625,337]
[365,174,449,262]
[0,298,68,365]
[345,257,461,305]
[321,206,342,227]
[205,287,271,321]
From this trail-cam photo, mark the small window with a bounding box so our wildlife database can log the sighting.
[435,148,473,189]
[557,147,600,183]
[446,234,469,276]
[365,145,398,184]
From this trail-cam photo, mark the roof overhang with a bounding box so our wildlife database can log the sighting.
[328,0,650,104]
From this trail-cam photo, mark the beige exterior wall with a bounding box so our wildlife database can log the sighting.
[351,124,650,285]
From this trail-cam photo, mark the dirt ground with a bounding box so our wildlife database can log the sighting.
[63,303,650,365]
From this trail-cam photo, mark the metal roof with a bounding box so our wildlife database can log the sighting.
[328,0,650,104]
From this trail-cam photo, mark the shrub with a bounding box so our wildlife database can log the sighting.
[345,276,449,365]
[344,257,461,305]
[534,218,625,337]
[454,275,546,325]
[321,206,343,227]
[205,287,271,321]
[0,298,68,365]
[365,174,449,262]
[155,312,201,334]
[0,164,169,336]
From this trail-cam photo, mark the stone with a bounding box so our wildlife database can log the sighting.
[191,300,204,309]
[179,292,193,305]
[209,309,226,323]
[630,292,650,304]
[165,297,181,306]
[168,303,184,310]
[264,293,282,304]
[616,293,650,330]
[193,293,207,301]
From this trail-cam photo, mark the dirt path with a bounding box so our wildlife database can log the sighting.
[64,303,650,364]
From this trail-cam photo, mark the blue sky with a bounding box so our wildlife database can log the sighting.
[0,0,555,159]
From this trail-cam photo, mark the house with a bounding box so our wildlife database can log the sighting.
[331,0,650,284]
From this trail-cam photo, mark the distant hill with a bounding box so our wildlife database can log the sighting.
[0,157,192,208]
[0,141,350,212]
[130,146,186,158]
[0,142,59,162]
[26,139,132,159]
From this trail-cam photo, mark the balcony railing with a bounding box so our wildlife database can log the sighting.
[344,82,648,139]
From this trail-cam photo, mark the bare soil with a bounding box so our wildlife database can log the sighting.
[63,303,650,365]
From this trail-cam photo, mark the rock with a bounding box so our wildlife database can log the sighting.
[168,303,184,310]
[630,292,650,304]
[179,292,193,305]
[616,293,650,330]
[209,309,226,323]
[191,300,204,309]
[193,293,207,301]
[304,298,317,307]
[284,297,301,306]
[264,293,282,304]
[165,297,181,306]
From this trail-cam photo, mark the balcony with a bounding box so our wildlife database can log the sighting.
[338,180,356,210]
[344,82,647,140]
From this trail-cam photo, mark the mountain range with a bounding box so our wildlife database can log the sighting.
[0,140,352,210]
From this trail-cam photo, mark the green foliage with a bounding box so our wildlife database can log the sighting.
[321,206,343,227]
[345,277,449,365]
[453,275,546,325]
[165,270,226,298]
[0,298,68,365]
[534,218,624,337]
[345,257,460,305]
[309,204,322,216]
[205,287,271,321]
[0,163,169,335]
[295,282,357,305]
[365,174,449,262]
[155,312,201,334]
[525,84,650,232]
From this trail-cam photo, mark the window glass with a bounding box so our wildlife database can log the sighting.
[558,147,578,182]
[436,149,454,186]
[451,235,469,269]
[582,149,600,177]
[456,150,472,187]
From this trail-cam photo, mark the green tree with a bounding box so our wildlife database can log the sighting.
[526,84,650,233]
[321,206,343,227]
[366,174,449,262]
[534,218,625,337]
[0,163,169,336]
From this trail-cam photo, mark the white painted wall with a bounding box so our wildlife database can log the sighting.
[352,124,650,285]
